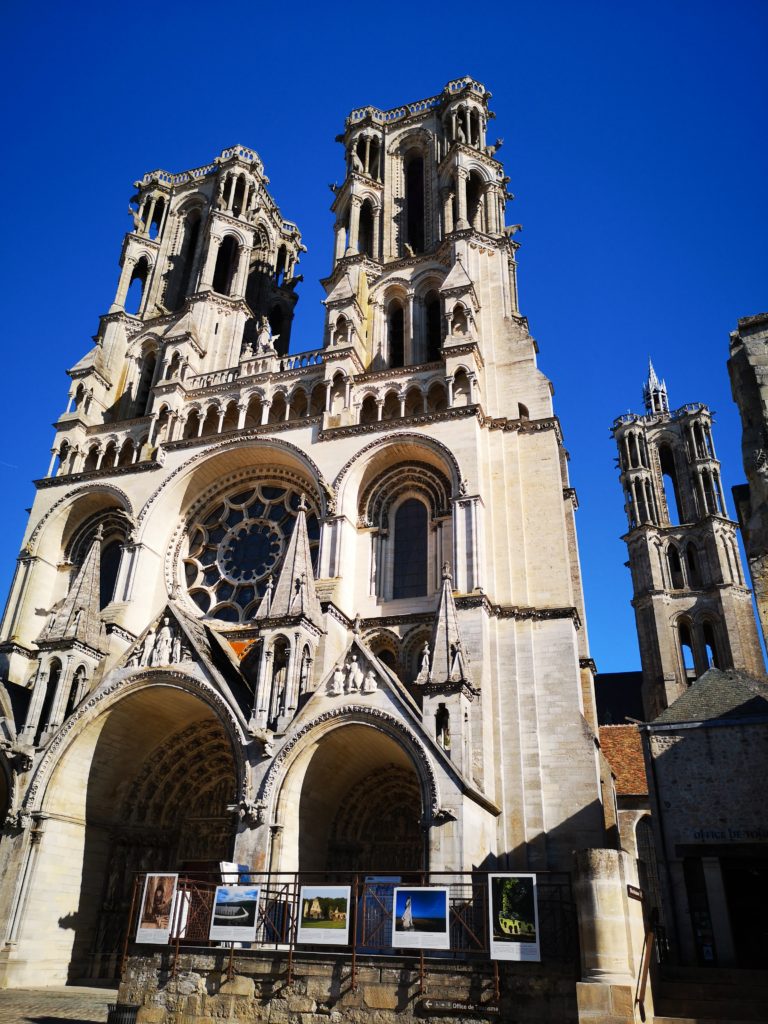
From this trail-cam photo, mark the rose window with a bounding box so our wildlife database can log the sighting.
[182,483,319,623]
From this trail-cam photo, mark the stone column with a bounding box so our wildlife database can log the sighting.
[112,256,137,310]
[232,245,250,297]
[455,169,469,229]
[334,222,346,262]
[371,210,380,261]
[573,848,638,1024]
[347,196,362,255]
[199,236,221,291]
[261,400,271,425]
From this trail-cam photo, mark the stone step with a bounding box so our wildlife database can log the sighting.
[654,1018,762,1024]
[655,997,768,1021]
[660,980,768,1000]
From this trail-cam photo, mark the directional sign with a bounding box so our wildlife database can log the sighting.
[418,999,500,1016]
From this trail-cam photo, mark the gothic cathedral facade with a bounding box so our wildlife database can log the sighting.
[0,79,637,994]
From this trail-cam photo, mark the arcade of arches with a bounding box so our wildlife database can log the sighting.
[18,686,237,983]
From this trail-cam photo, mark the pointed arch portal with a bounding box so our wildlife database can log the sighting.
[12,684,239,985]
[275,722,426,875]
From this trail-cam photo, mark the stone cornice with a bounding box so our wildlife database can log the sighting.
[34,460,160,490]
[319,404,480,441]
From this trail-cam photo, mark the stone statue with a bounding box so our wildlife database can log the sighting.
[362,669,377,694]
[151,617,174,666]
[140,627,156,667]
[351,148,364,174]
[128,205,142,232]
[456,122,466,144]
[404,243,415,258]
[256,316,273,353]
[416,642,431,683]
[171,630,182,664]
[330,663,345,696]
[347,655,363,692]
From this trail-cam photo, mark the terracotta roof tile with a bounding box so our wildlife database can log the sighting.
[599,724,648,796]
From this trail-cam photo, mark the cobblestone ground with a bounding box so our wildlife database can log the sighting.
[0,987,117,1024]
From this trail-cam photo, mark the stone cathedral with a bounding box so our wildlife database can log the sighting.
[0,79,646,1019]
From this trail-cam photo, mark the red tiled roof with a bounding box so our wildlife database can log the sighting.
[599,724,648,796]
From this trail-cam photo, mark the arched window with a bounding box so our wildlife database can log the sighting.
[34,660,61,746]
[134,351,157,416]
[702,622,721,669]
[425,291,442,362]
[404,152,425,253]
[232,176,247,218]
[64,665,88,720]
[387,302,404,368]
[125,257,150,316]
[268,637,290,729]
[183,410,201,439]
[453,369,470,408]
[148,198,164,239]
[679,621,695,682]
[658,445,682,524]
[244,395,263,429]
[393,499,428,599]
[359,395,378,425]
[171,209,201,309]
[100,538,122,608]
[212,236,239,296]
[83,445,100,473]
[686,544,702,587]
[275,245,287,284]
[359,201,374,259]
[667,545,684,589]
[435,704,451,754]
[466,172,484,231]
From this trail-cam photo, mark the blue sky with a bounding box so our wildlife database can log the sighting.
[1,2,766,672]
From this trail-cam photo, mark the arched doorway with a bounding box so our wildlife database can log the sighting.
[279,723,426,875]
[12,683,240,986]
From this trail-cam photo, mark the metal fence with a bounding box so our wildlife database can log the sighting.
[122,869,578,976]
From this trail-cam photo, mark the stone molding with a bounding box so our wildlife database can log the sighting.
[258,704,441,821]
[22,670,249,813]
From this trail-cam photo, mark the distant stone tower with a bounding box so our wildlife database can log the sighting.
[612,363,764,718]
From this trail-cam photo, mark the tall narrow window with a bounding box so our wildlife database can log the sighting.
[134,352,157,416]
[34,661,61,746]
[213,236,239,296]
[100,539,122,608]
[359,201,374,259]
[702,622,720,668]
[404,153,425,253]
[393,499,428,598]
[425,292,442,361]
[686,544,702,587]
[679,622,695,682]
[667,545,684,588]
[172,210,201,309]
[659,445,683,524]
[466,172,484,231]
[388,302,404,368]
[125,257,150,315]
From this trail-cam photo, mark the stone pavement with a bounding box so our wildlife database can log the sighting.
[0,987,117,1024]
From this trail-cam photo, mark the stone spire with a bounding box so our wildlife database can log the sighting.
[262,497,322,625]
[427,562,472,684]
[643,359,669,414]
[42,527,107,651]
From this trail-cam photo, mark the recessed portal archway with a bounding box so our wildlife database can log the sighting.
[13,683,239,986]
[278,723,425,875]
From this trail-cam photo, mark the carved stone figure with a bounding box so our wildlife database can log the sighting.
[416,642,431,683]
[330,664,345,696]
[362,669,377,693]
[140,627,155,667]
[347,654,363,692]
[351,148,364,174]
[151,617,174,666]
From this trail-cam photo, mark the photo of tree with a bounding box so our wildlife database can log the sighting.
[488,874,540,961]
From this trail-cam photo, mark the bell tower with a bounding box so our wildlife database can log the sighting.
[612,363,764,718]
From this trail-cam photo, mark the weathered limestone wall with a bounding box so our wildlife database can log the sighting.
[119,952,580,1024]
